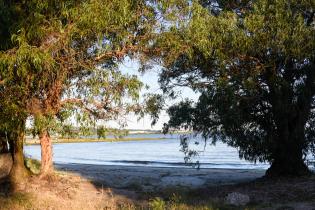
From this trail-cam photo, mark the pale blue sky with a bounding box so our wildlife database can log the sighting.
[26,58,198,130]
[117,58,199,130]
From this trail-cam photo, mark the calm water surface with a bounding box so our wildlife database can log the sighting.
[24,134,274,169]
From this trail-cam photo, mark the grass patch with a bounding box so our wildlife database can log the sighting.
[24,157,41,174]
[0,193,33,210]
[144,195,255,210]
[139,187,257,210]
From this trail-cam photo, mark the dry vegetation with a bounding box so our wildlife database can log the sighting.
[0,172,120,210]
[0,172,220,210]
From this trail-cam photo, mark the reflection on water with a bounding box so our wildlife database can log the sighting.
[26,133,311,170]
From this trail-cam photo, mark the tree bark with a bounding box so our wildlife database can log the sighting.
[266,111,311,177]
[266,135,310,177]
[39,129,54,176]
[266,156,310,177]
[0,136,9,153]
[264,64,313,177]
[8,121,30,191]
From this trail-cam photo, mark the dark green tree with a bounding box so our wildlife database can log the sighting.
[149,0,315,177]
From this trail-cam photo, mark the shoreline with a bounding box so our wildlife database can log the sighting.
[25,137,168,145]
[55,163,266,191]
[2,161,315,209]
[24,132,192,145]
[53,164,315,209]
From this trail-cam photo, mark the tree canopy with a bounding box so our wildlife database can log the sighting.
[1,0,314,184]
[148,0,315,176]
[0,0,159,183]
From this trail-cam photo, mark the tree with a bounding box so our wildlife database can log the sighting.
[29,66,143,176]
[0,105,29,189]
[149,0,315,177]
[0,0,157,185]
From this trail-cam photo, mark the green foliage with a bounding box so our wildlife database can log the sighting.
[58,125,79,139]
[144,94,166,126]
[96,126,129,139]
[0,0,159,142]
[24,157,41,174]
[149,197,166,210]
[147,195,223,210]
[97,126,108,139]
[150,0,315,174]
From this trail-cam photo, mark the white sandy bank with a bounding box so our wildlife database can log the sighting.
[56,164,265,191]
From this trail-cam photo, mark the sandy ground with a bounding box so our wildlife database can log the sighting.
[1,163,315,209]
[54,164,315,210]
[0,172,129,210]
[56,164,266,191]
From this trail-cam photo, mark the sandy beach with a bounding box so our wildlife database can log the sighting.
[55,164,266,191]
[2,160,315,209]
[53,164,315,209]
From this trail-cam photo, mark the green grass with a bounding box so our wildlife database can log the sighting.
[127,195,256,210]
[24,157,41,174]
[136,186,258,210]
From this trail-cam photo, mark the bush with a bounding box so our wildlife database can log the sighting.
[24,157,41,174]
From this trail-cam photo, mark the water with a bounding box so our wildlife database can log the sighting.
[24,133,274,169]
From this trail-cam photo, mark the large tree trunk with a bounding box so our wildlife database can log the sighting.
[265,64,313,177]
[39,129,53,176]
[8,121,30,191]
[266,109,311,177]
[266,144,310,177]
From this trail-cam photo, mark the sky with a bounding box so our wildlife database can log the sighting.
[25,58,198,131]
[115,58,200,130]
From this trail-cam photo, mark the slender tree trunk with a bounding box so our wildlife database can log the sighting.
[8,121,29,191]
[39,129,53,176]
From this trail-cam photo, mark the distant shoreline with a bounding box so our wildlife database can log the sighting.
[24,132,193,145]
[24,137,169,145]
